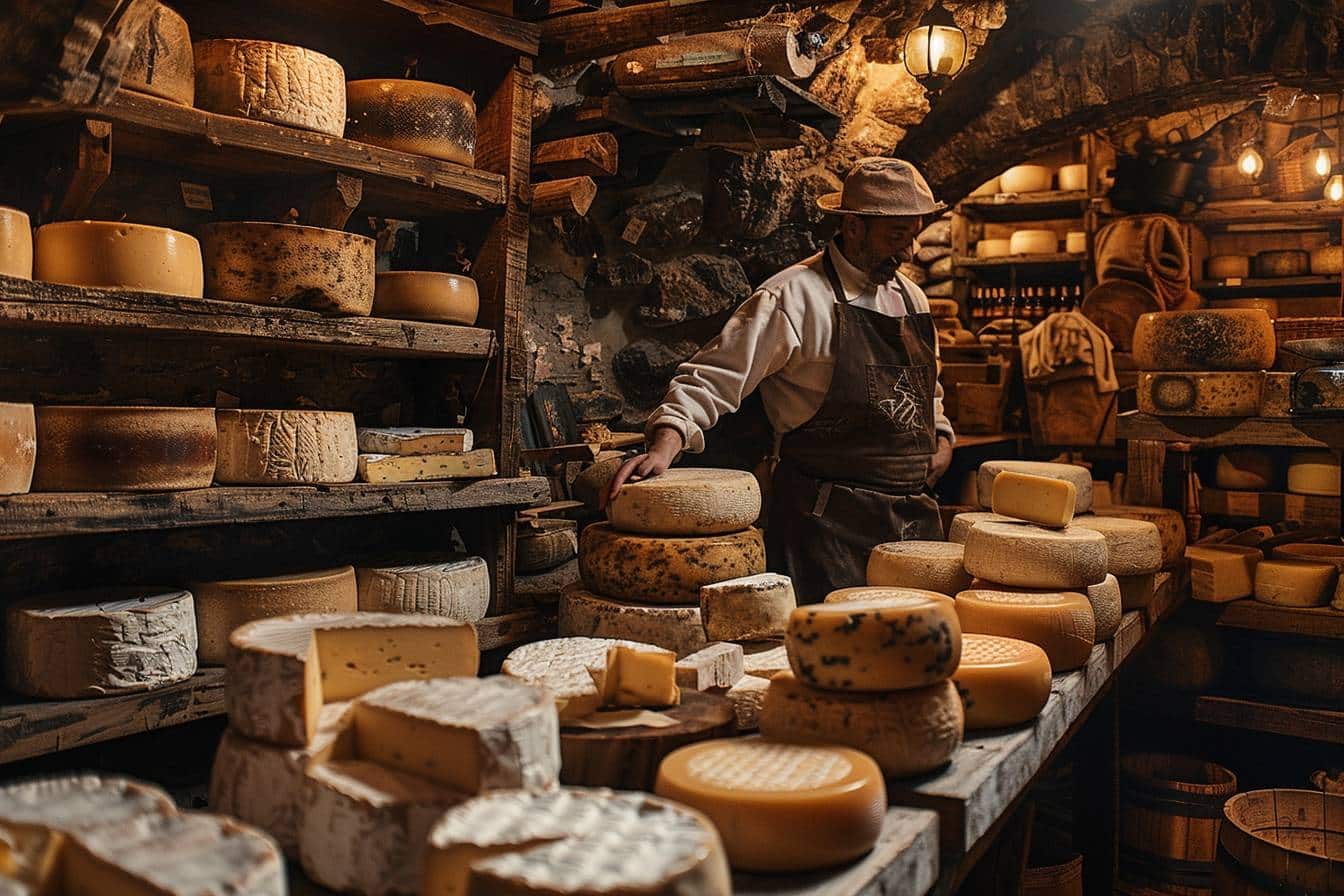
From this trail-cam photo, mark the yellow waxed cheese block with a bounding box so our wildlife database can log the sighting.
[345,80,477,165]
[607,468,761,536]
[34,221,203,297]
[199,222,374,316]
[1287,450,1340,497]
[867,541,971,596]
[0,207,32,279]
[123,3,194,105]
[1132,309,1276,371]
[654,737,886,873]
[991,470,1077,528]
[948,511,1015,544]
[0,402,35,496]
[976,461,1093,512]
[215,409,358,485]
[558,587,707,658]
[1252,559,1337,608]
[954,589,1095,672]
[1216,449,1277,490]
[580,523,766,605]
[1185,545,1262,603]
[1086,574,1123,641]
[952,634,1053,729]
[373,272,479,325]
[502,637,671,722]
[591,645,681,708]
[699,573,796,641]
[1137,371,1264,417]
[194,39,346,136]
[33,405,216,492]
[962,521,1108,590]
[1069,515,1163,576]
[192,567,358,665]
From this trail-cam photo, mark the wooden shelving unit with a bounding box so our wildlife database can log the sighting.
[953,253,1087,276]
[1217,599,1344,639]
[1198,487,1340,527]
[1116,411,1339,448]
[956,190,1090,223]
[1194,275,1341,298]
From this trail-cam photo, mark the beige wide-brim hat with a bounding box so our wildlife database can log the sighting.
[818,157,948,217]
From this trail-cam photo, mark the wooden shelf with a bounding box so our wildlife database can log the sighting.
[1195,276,1341,298]
[1199,487,1339,528]
[0,276,496,359]
[1218,599,1344,640]
[1117,411,1344,448]
[954,253,1087,280]
[953,431,1029,451]
[1184,200,1344,229]
[1193,695,1344,745]
[956,191,1089,222]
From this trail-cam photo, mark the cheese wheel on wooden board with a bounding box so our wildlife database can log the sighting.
[1252,249,1309,278]
[1206,255,1250,280]
[1009,229,1058,256]
[1065,231,1087,254]
[675,643,744,691]
[0,402,35,495]
[963,521,1108,590]
[1216,449,1277,490]
[346,80,476,165]
[1086,574,1123,641]
[192,566,357,664]
[607,468,761,536]
[123,3,194,105]
[699,573,795,641]
[954,589,1094,671]
[1137,371,1263,417]
[655,737,886,873]
[1185,545,1261,603]
[952,634,1052,730]
[194,39,346,136]
[1069,515,1162,576]
[214,409,358,485]
[1287,449,1340,497]
[1057,164,1088,192]
[33,405,216,492]
[1094,505,1186,568]
[354,556,490,622]
[579,522,765,606]
[199,222,375,316]
[976,460,1093,512]
[502,637,669,722]
[867,540,971,596]
[1310,245,1343,275]
[1000,165,1052,193]
[948,511,1016,544]
[4,588,197,699]
[34,220,203,297]
[613,25,815,96]
[992,471,1077,528]
[372,271,479,324]
[0,206,32,279]
[1253,559,1336,608]
[1132,310,1276,371]
[976,238,1011,258]
[760,673,963,778]
[559,587,708,658]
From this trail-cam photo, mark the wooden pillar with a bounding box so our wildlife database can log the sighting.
[1125,439,1166,507]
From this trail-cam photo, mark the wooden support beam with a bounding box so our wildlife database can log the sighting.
[303,173,364,229]
[532,133,619,179]
[379,0,542,54]
[530,175,596,216]
[52,119,112,220]
[540,0,781,65]
[449,0,597,17]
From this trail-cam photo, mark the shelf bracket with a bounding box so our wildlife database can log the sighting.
[49,119,112,220]
[302,173,364,230]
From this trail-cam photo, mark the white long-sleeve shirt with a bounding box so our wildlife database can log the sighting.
[648,239,955,453]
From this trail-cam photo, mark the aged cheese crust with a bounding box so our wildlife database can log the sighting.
[607,468,761,536]
[194,39,346,136]
[1069,515,1163,576]
[1137,371,1263,417]
[1288,449,1341,496]
[1133,309,1275,371]
[1253,559,1336,607]
[962,521,1108,589]
[787,596,961,691]
[948,511,1015,545]
[32,405,216,492]
[976,461,1093,512]
[199,222,375,316]
[214,409,358,485]
[867,541,970,596]
[1094,505,1186,568]
[356,556,490,621]
[954,589,1095,671]
[374,271,481,324]
[699,573,795,641]
[952,634,1052,730]
[559,587,708,658]
[193,566,358,664]
[1086,574,1123,641]
[346,79,477,165]
[724,674,771,732]
[502,637,670,722]
[581,523,765,606]
[123,3,194,105]
[741,642,789,679]
[0,402,36,496]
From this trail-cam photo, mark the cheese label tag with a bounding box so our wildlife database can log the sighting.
[1226,491,1260,516]
[655,49,743,68]
[180,182,213,210]
[622,216,648,244]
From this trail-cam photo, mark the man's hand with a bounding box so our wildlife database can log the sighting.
[604,427,682,508]
[926,434,954,488]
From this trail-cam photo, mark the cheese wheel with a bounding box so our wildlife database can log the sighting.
[699,573,796,641]
[1069,515,1163,576]
[1272,542,1344,572]
[725,674,770,732]
[516,520,578,573]
[675,643,744,691]
[0,206,32,279]
[357,449,497,483]
[199,222,375,316]
[1287,449,1340,497]
[952,634,1052,729]
[607,468,761,536]
[867,541,970,596]
[760,673,963,777]
[1065,231,1086,254]
[573,452,625,512]
[1310,245,1343,275]
[949,511,1015,545]
[1206,255,1250,280]
[1000,165,1052,193]
[976,461,1093,512]
[192,566,358,664]
[1132,310,1276,371]
[824,585,955,608]
[579,523,765,605]
[1137,371,1263,417]
[123,3,194,105]
[654,737,886,873]
[992,471,1077,528]
[786,596,961,691]
[1220,297,1279,317]
[32,405,216,491]
[355,556,491,622]
[976,238,1011,259]
[0,774,174,836]
[1086,574,1123,641]
[345,79,476,165]
[1253,559,1336,608]
[1057,164,1088,192]
[1185,545,1261,603]
[1248,638,1344,705]
[0,402,35,496]
[502,637,669,722]
[214,409,358,485]
[963,521,1108,590]
[954,589,1095,671]
[1253,249,1309,278]
[1094,505,1186,568]
[194,39,345,136]
[34,221,203,297]
[4,588,197,698]
[558,587,707,658]
[373,271,479,324]
[1216,449,1277,490]
[1009,229,1058,256]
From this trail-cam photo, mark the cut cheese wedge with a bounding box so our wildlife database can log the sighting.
[948,511,1015,545]
[215,409,358,485]
[1185,545,1262,603]
[963,521,1108,589]
[1069,515,1163,576]
[992,471,1076,528]
[952,634,1053,729]
[725,675,771,732]
[786,596,961,691]
[607,468,761,536]
[1253,559,1337,608]
[867,541,970,595]
[590,645,681,708]
[502,637,669,722]
[954,589,1095,671]
[977,461,1093,512]
[355,556,490,622]
[559,587,707,657]
[1132,309,1276,371]
[675,643,744,691]
[1086,574,1123,641]
[193,566,358,665]
[699,573,795,641]
[580,523,766,605]
[1138,371,1263,417]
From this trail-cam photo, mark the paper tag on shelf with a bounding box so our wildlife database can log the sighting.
[1224,277,1243,286]
[622,216,647,245]
[180,182,213,211]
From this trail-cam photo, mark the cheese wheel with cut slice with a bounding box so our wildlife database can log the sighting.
[1253,559,1336,608]
[356,427,472,456]
[725,675,771,732]
[675,643,744,691]
[991,471,1077,528]
[0,402,35,496]
[699,573,795,641]
[590,644,681,709]
[1086,574,1123,641]
[1132,309,1276,371]
[867,541,971,595]
[559,587,707,657]
[655,737,885,873]
[193,566,357,664]
[199,222,374,316]
[33,405,216,492]
[502,637,670,722]
[1137,371,1263,417]
[373,271,479,324]
[0,207,32,280]
[1288,450,1340,497]
[194,39,346,136]
[607,468,761,536]
[786,596,961,691]
[976,461,1093,512]
[1069,515,1163,576]
[948,511,1016,544]
[954,589,1095,671]
[963,521,1108,590]
[952,634,1052,729]
[1094,505,1186,568]
[123,3,194,105]
[1186,545,1262,603]
[214,409,358,485]
[34,221,203,297]
[346,80,476,165]
[1216,449,1277,490]
[355,556,490,622]
[580,523,765,605]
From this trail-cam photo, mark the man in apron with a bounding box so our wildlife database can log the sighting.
[606,157,955,601]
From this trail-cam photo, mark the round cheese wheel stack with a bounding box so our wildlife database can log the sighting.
[194,39,346,136]
[345,80,477,165]
[1086,574,1123,641]
[373,272,479,324]
[123,3,194,105]
[1000,165,1052,193]
[867,540,970,596]
[214,409,358,485]
[199,223,375,316]
[1311,245,1343,275]
[977,239,1011,259]
[700,573,796,641]
[948,511,1016,544]
[1253,559,1337,608]
[1137,371,1263,417]
[0,402,35,496]
[355,556,491,622]
[192,566,358,664]
[1132,309,1276,371]
[952,634,1052,729]
[976,460,1093,512]
[1069,515,1162,577]
[580,523,765,605]
[1216,449,1277,490]
[1009,229,1058,256]
[1057,164,1087,192]
[558,586,707,658]
[607,468,760,536]
[33,405,216,491]
[1206,255,1250,280]
[963,521,1108,590]
[655,737,885,873]
[0,206,32,279]
[1287,449,1340,497]
[34,221,203,297]
[1094,505,1186,569]
[954,589,1095,671]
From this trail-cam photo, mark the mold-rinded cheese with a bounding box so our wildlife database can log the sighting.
[501,637,669,722]
[786,596,961,691]
[0,207,32,280]
[824,586,956,607]
[1216,449,1277,490]
[1253,559,1337,608]
[346,80,476,165]
[299,760,466,896]
[373,271,479,325]
[357,449,497,483]
[591,644,681,708]
[580,523,767,606]
[963,521,1108,590]
[1132,309,1276,371]
[32,405,216,492]
[193,566,357,665]
[1288,450,1341,497]
[724,674,770,732]
[654,737,886,873]
[226,612,479,747]
[608,468,761,536]
[954,589,1095,671]
[123,3,194,105]
[353,677,559,795]
[33,221,203,297]
[952,634,1053,729]
[699,573,795,641]
[1069,515,1163,576]
[558,587,707,658]
[356,427,473,456]
[198,222,374,315]
[991,471,1077,528]
[1137,371,1263,417]
[4,588,197,699]
[741,642,789,680]
[0,402,36,495]
[1185,545,1262,603]
[1117,572,1156,610]
[976,461,1093,512]
[867,541,971,595]
[424,788,731,896]
[355,556,490,622]
[760,673,963,778]
[194,39,346,136]
[675,643,744,691]
[1094,505,1186,568]
[948,511,1016,544]
[1086,574,1123,641]
[214,409,358,485]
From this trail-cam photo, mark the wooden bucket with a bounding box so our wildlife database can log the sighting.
[1022,842,1084,896]
[1121,754,1239,895]
[1215,789,1344,894]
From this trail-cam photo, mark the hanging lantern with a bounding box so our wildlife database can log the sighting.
[1311,140,1333,180]
[903,4,968,96]
[1236,142,1265,179]
[1325,166,1344,203]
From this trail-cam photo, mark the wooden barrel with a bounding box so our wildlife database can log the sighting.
[1022,843,1084,896]
[1215,789,1344,894]
[1121,754,1239,895]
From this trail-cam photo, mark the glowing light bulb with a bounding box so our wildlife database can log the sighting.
[1237,146,1264,178]
[929,31,948,71]
[1326,174,1344,203]
[1315,148,1333,179]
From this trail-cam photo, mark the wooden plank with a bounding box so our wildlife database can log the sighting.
[1184,200,1344,228]
[956,190,1089,222]
[1116,412,1341,449]
[531,175,597,216]
[1198,487,1340,527]
[1194,695,1344,745]
[379,0,542,53]
[533,133,619,179]
[1218,600,1344,640]
[520,442,602,464]
[540,0,780,64]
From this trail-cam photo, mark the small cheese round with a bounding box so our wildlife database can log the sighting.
[34,220,203,297]
[0,402,35,496]
[954,589,1095,671]
[214,409,358,485]
[699,573,796,641]
[355,556,491,622]
[559,587,707,658]
[345,79,476,165]
[1137,371,1263,417]
[1086,574,1123,641]
[976,461,1093,512]
[33,405,216,491]
[1009,229,1058,255]
[192,566,358,664]
[608,468,761,536]
[1132,309,1276,371]
[952,634,1052,729]
[1206,255,1250,279]
[199,222,375,316]
[123,3,194,105]
[1057,164,1088,192]
[867,541,970,596]
[194,39,346,136]
[579,522,765,605]
[962,521,1108,590]
[655,737,886,873]
[1216,449,1277,490]
[373,271,478,324]
[1288,450,1340,497]
[948,511,1016,545]
[1069,515,1163,576]
[1093,505,1186,568]
[0,206,32,279]
[1253,559,1336,608]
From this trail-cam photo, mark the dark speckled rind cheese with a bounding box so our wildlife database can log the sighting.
[1132,309,1276,371]
[785,596,961,692]
[33,406,217,492]
[558,586,708,657]
[579,523,764,606]
[199,222,375,316]
[1138,371,1263,417]
[345,79,476,165]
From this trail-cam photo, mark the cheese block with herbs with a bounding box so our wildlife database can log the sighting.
[502,637,670,722]
[358,449,497,483]
[0,402,35,495]
[580,523,766,605]
[699,573,795,641]
[346,79,477,165]
[199,222,375,315]
[355,556,490,622]
[1132,309,1276,371]
[214,409,358,485]
[963,521,1108,590]
[786,596,961,691]
[952,634,1053,729]
[607,468,761,536]
[193,566,358,664]
[194,39,346,136]
[559,587,708,658]
[1137,371,1263,417]
[867,541,970,595]
[954,589,1095,671]
[34,221,204,298]
[1186,545,1262,603]
[32,405,216,492]
[123,2,194,105]
[976,461,1093,512]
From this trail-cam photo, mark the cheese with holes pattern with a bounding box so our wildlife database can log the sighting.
[194,39,346,136]
[358,450,497,483]
[214,409,358,485]
[346,79,477,165]
[725,675,771,732]
[1086,574,1123,641]
[607,468,761,536]
[33,405,216,492]
[1253,559,1337,608]
[955,589,1095,671]
[590,645,681,708]
[976,461,1093,512]
[0,403,34,496]
[655,737,886,872]
[226,612,479,747]
[1186,545,1262,603]
[786,596,961,691]
[559,587,708,657]
[1069,515,1162,576]
[123,3,194,105]
[952,634,1053,729]
[356,427,472,456]
[193,566,358,665]
[1288,450,1341,496]
[502,637,669,722]
[699,574,795,641]
[1094,505,1185,568]
[675,643,744,691]
[948,511,1015,545]
[423,788,731,896]
[355,556,490,622]
[1137,371,1263,417]
[4,588,197,699]
[1132,309,1276,371]
[963,521,1108,590]
[580,523,766,605]
[992,471,1077,528]
[867,541,970,595]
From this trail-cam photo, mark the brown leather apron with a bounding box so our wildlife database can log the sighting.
[765,250,943,603]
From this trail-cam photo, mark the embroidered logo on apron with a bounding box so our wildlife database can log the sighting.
[869,364,930,434]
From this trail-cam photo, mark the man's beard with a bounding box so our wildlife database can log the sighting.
[869,255,901,283]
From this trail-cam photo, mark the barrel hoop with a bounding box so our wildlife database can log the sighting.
[1217,843,1317,895]
[1122,787,1228,818]
[1121,846,1215,889]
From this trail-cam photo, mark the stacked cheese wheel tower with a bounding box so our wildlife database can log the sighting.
[1133,309,1275,418]
[355,426,497,484]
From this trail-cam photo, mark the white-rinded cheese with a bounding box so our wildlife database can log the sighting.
[954,589,1095,671]
[299,760,466,896]
[4,588,197,699]
[675,643,744,691]
[346,80,476,165]
[226,612,479,747]
[724,674,771,732]
[1185,545,1262,603]
[1253,559,1337,608]
[1094,505,1186,568]
[33,221,203,298]
[1132,309,1276,371]
[760,673,963,777]
[699,573,795,641]
[501,637,669,722]
[1216,449,1277,490]
[193,566,358,665]
[0,207,32,280]
[1288,450,1341,497]
[356,427,473,456]
[1137,371,1263,417]
[1000,165,1052,193]
[194,39,346,136]
[786,596,961,691]
[991,471,1077,528]
[32,405,217,493]
[198,222,375,316]
[591,644,681,708]
[355,556,490,622]
[867,541,970,596]
[0,403,35,496]
[1057,164,1087,192]
[424,788,731,896]
[214,409,358,485]
[952,634,1053,729]
[373,272,480,325]
[948,511,1016,545]
[963,521,1108,590]
[559,587,708,658]
[976,461,1093,512]
[123,3,194,105]
[607,468,761,536]
[580,523,766,605]
[1086,574,1123,641]
[1009,229,1058,256]
[1206,255,1250,280]
[655,737,886,873]
[741,642,789,680]
[0,775,174,835]
[358,449,497,483]
[1069,515,1163,576]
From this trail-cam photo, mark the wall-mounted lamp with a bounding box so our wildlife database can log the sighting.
[1236,141,1265,179]
[1325,166,1344,202]
[903,4,968,97]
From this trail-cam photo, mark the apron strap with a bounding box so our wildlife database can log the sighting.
[821,249,850,306]
[889,271,920,317]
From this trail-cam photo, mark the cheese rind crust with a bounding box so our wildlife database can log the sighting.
[607,468,761,536]
[963,521,1108,590]
[954,589,1095,671]
[1132,309,1276,371]
[194,39,346,136]
[952,634,1052,729]
[214,409,358,485]
[786,596,961,691]
[581,523,766,605]
[867,541,971,596]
